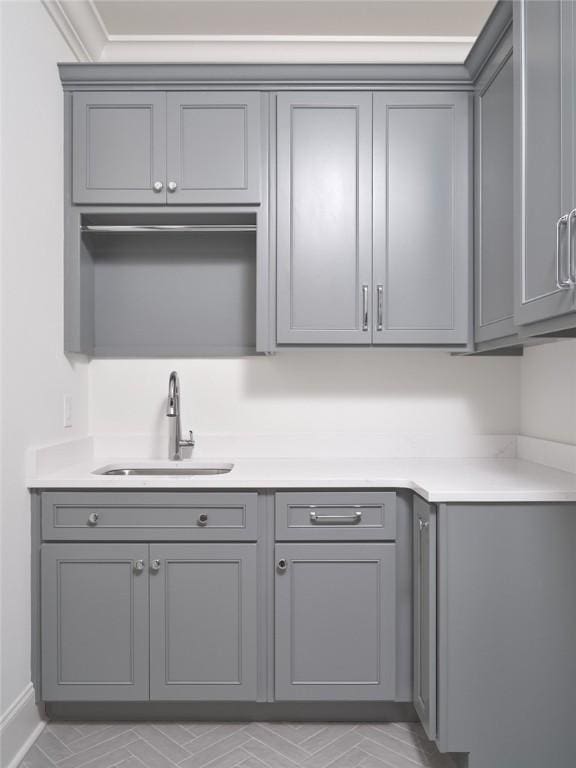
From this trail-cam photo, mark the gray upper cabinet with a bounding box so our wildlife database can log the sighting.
[73,92,167,205]
[475,31,515,344]
[41,543,149,701]
[166,93,261,204]
[149,544,258,701]
[412,496,437,741]
[72,91,262,206]
[275,543,396,700]
[373,93,470,344]
[276,92,373,344]
[514,0,576,325]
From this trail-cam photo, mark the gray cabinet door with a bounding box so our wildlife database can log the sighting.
[475,34,516,344]
[275,543,396,700]
[167,92,261,204]
[73,92,167,204]
[276,93,373,344]
[514,0,576,325]
[373,93,470,344]
[41,543,149,701]
[149,544,258,700]
[413,496,437,741]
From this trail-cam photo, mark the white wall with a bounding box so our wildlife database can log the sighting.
[521,340,576,444]
[91,351,521,440]
[0,0,89,749]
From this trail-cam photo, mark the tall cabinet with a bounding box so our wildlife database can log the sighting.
[514,0,576,326]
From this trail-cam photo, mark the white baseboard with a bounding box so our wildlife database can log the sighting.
[0,684,46,768]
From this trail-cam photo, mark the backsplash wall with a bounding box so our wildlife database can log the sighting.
[90,350,521,441]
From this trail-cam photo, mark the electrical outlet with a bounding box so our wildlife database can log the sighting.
[63,394,72,428]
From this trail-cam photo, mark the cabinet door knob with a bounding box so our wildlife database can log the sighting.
[277,559,288,572]
[133,559,145,572]
[167,181,178,192]
[197,513,209,526]
[87,512,99,526]
[153,181,164,192]
[150,559,161,572]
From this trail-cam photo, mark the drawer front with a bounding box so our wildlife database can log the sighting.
[42,492,258,541]
[275,492,396,541]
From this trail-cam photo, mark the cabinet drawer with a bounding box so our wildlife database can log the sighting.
[275,492,396,540]
[42,492,258,541]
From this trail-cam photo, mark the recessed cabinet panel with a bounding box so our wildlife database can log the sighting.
[41,544,149,701]
[275,543,396,700]
[514,0,576,324]
[167,93,261,204]
[276,93,372,344]
[73,92,167,204]
[373,93,470,344]
[413,496,437,740]
[149,544,258,700]
[475,44,515,343]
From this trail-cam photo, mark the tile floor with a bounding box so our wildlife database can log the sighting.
[19,721,456,768]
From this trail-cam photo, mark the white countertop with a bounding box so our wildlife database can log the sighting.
[27,456,576,503]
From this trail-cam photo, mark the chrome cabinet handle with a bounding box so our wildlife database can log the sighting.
[133,559,145,572]
[418,518,429,532]
[376,284,383,331]
[568,208,576,285]
[87,512,99,526]
[153,181,164,192]
[310,510,362,524]
[556,214,570,289]
[197,513,209,527]
[167,181,178,192]
[150,559,161,572]
[362,285,369,331]
[277,559,288,572]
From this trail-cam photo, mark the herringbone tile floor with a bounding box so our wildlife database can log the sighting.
[19,722,455,768]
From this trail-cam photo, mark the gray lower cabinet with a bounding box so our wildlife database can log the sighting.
[373,92,470,345]
[41,543,150,701]
[514,0,576,326]
[413,498,576,768]
[149,544,258,700]
[276,92,373,344]
[412,496,436,741]
[275,543,396,700]
[166,93,261,204]
[474,29,515,345]
[73,92,167,205]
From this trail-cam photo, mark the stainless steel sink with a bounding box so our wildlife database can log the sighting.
[94,462,234,477]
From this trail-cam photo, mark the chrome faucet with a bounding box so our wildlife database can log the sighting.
[166,371,195,460]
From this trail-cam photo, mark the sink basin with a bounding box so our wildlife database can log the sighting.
[93,462,234,477]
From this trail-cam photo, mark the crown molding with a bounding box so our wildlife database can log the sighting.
[42,0,107,61]
[43,0,476,65]
[100,35,475,64]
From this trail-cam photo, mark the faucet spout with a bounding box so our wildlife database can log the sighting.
[166,371,195,460]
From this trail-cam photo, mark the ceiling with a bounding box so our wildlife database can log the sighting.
[93,1,497,38]
[45,0,498,63]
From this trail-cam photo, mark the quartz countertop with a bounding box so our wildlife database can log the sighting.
[27,456,576,503]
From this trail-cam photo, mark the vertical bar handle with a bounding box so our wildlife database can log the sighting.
[556,214,570,289]
[362,285,369,331]
[376,285,383,331]
[568,208,576,285]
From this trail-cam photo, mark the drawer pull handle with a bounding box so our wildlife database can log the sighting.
[310,510,362,524]
[418,518,430,532]
[133,559,145,572]
[197,513,209,527]
[87,512,99,526]
[151,559,161,572]
[277,559,288,572]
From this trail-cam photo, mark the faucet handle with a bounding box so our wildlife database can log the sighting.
[180,430,195,448]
